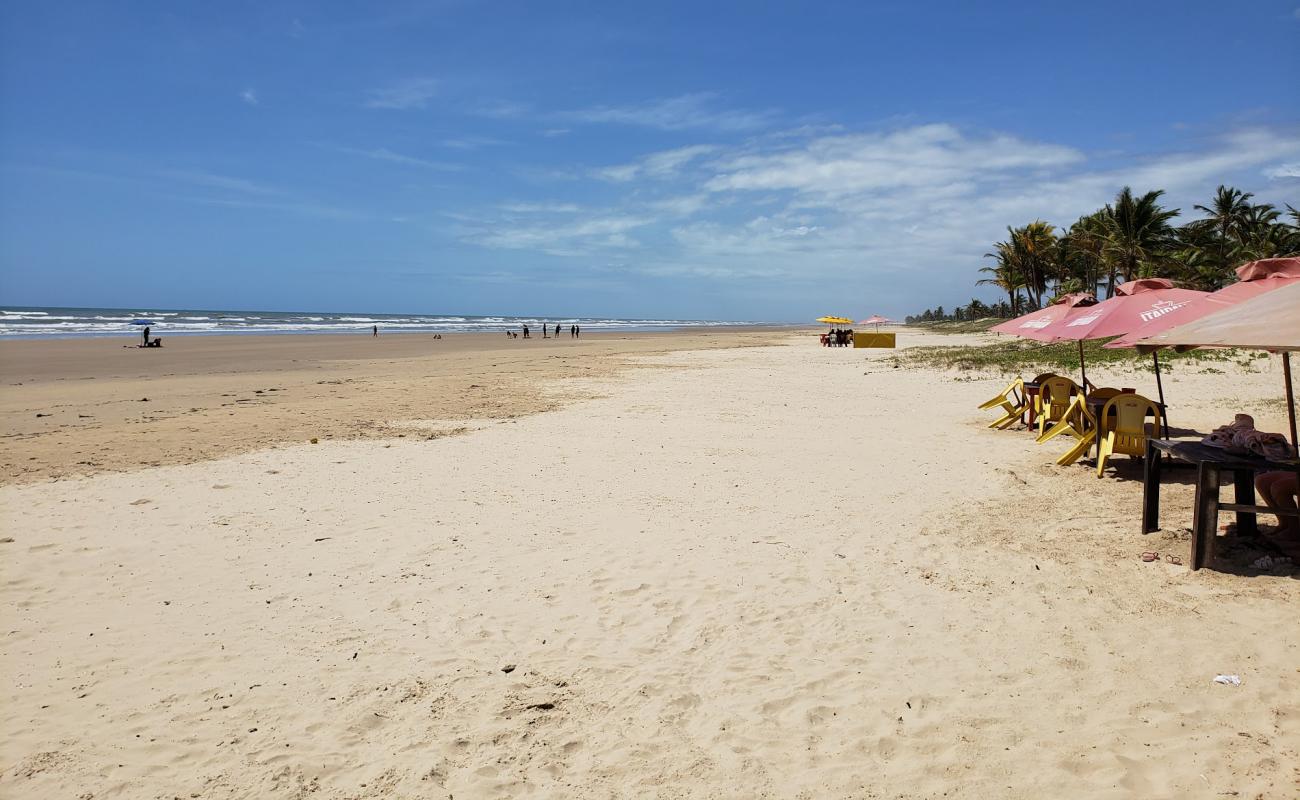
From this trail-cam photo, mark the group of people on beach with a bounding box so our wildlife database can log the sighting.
[509,323,580,340]
[821,328,854,347]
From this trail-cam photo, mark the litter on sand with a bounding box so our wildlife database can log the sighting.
[1250,555,1293,570]
[1212,675,1241,686]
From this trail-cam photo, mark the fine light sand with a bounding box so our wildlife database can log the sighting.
[2,330,1297,799]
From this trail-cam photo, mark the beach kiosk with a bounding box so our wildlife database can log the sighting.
[853,315,895,348]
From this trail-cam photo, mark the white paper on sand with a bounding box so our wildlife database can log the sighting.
[1212,675,1241,686]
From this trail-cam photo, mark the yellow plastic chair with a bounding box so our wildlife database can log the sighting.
[978,378,1026,429]
[1096,394,1162,477]
[1022,373,1059,428]
[1043,388,1122,465]
[1035,376,1081,438]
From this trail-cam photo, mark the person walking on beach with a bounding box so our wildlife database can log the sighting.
[523,324,530,339]
[575,325,580,338]
[542,322,548,339]
[555,323,562,338]
[141,325,150,346]
[373,325,378,337]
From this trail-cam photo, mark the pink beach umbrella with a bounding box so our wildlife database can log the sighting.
[1035,279,1208,414]
[1107,258,1300,349]
[857,314,893,330]
[1132,281,1300,448]
[989,292,1097,342]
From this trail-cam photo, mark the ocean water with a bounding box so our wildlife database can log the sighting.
[0,306,761,338]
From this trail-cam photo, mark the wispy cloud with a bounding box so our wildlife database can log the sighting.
[595,144,716,182]
[441,135,509,150]
[158,169,281,195]
[240,88,259,106]
[563,93,774,132]
[334,146,463,171]
[498,201,583,213]
[455,121,1300,314]
[705,124,1083,196]
[1263,161,1300,179]
[186,196,360,220]
[364,77,439,110]
[458,214,653,256]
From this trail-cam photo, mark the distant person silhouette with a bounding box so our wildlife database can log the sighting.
[523,324,530,339]
[142,325,150,346]
[555,323,561,337]
[373,325,378,337]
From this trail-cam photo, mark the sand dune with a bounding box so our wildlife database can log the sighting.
[2,332,1297,798]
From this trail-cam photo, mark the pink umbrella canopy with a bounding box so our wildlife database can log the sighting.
[857,315,893,325]
[1107,257,1300,349]
[1036,279,1207,342]
[1131,280,1300,449]
[989,292,1096,342]
[1133,281,1300,352]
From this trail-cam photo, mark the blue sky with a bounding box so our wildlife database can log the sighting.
[1,1,1298,321]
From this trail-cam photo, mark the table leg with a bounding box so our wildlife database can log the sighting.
[1233,469,1258,537]
[1142,439,1161,534]
[1191,464,1220,571]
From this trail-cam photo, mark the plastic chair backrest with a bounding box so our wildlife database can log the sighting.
[1029,372,1059,385]
[1040,376,1079,416]
[1101,394,1160,454]
[1087,388,1122,404]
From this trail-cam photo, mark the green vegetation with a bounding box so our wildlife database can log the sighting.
[906,185,1299,323]
[904,318,1002,334]
[890,337,1267,375]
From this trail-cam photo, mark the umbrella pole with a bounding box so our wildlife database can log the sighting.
[1285,351,1297,451]
[1078,340,1088,393]
[1153,351,1169,439]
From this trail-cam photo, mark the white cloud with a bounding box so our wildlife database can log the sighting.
[240,89,258,106]
[158,169,280,195]
[564,93,773,132]
[335,146,462,171]
[461,214,653,256]
[1264,161,1300,179]
[498,201,583,213]
[705,124,1083,196]
[595,145,716,182]
[451,122,1300,314]
[441,136,509,150]
[364,78,439,110]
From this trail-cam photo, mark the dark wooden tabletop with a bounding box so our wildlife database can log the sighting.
[1150,439,1299,471]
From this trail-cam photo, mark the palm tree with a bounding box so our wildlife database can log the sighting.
[1060,211,1108,298]
[1192,185,1253,282]
[1101,187,1179,296]
[977,252,1025,315]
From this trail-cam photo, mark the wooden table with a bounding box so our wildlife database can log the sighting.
[1142,439,1299,570]
[1022,380,1043,428]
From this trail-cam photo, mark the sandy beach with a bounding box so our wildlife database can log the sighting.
[2,329,1297,799]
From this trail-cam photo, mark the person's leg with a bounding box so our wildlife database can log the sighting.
[1257,472,1299,537]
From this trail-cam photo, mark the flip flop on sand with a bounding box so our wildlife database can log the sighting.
[1165,554,1182,566]
[1140,551,1159,562]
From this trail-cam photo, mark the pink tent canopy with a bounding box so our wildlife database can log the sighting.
[989,292,1096,342]
[1107,257,1300,349]
[1035,279,1207,342]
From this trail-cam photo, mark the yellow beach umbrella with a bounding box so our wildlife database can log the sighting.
[816,316,852,325]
